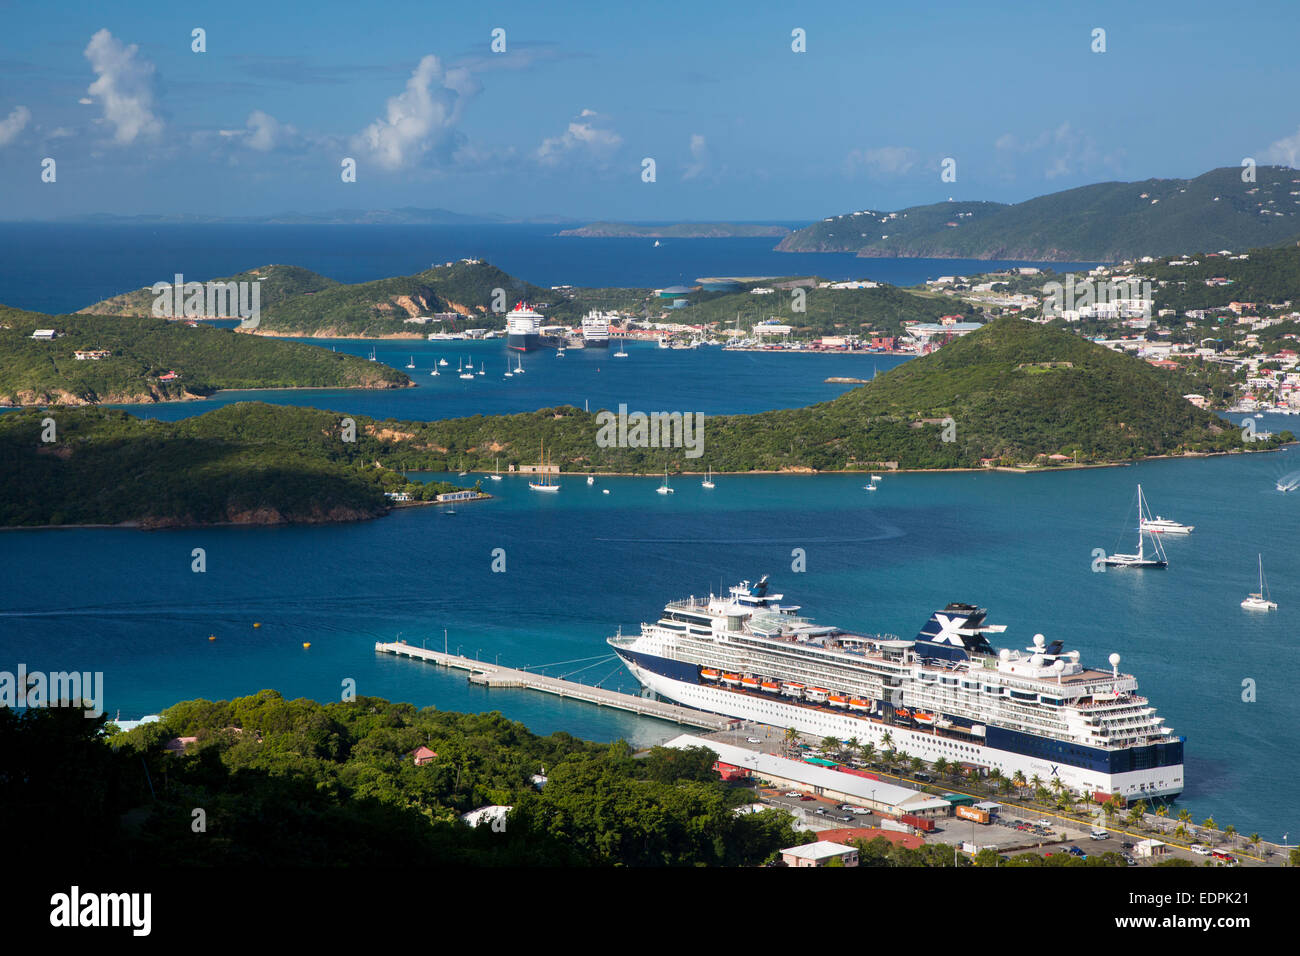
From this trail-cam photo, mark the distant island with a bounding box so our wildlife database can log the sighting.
[778,166,1300,261]
[44,207,575,226]
[0,303,409,407]
[6,318,1284,527]
[557,222,793,239]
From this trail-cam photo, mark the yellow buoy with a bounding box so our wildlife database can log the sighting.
[208,635,216,641]
[253,622,261,628]
[302,642,311,649]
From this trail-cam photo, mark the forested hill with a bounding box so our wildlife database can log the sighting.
[0,307,409,406]
[777,166,1300,261]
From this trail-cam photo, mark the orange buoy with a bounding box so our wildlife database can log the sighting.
[208,635,216,641]
[253,622,261,628]
[302,642,311,649]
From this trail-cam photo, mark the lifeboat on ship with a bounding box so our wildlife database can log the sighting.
[828,694,849,708]
[740,676,760,690]
[895,707,912,720]
[848,698,871,712]
[805,687,830,704]
[913,711,935,725]
[781,682,806,697]
[761,680,781,693]
[721,673,742,686]
[700,668,720,681]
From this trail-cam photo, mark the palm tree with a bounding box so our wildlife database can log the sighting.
[1177,808,1192,825]
[1034,786,1051,804]
[1030,773,1043,792]
[859,741,875,764]
[782,726,800,758]
[909,756,923,776]
[1249,833,1262,855]
[1202,818,1218,843]
[1173,823,1188,841]
[880,730,893,752]
[1223,824,1237,849]
[845,736,861,763]
[934,757,950,778]
[1012,770,1027,798]
[820,735,840,759]
[1127,800,1147,829]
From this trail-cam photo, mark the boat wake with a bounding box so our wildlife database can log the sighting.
[1276,469,1300,493]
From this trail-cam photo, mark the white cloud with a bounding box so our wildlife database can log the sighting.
[683,133,709,180]
[0,105,31,146]
[536,109,622,167]
[83,29,163,144]
[245,110,296,151]
[844,146,917,177]
[354,55,478,171]
[1262,127,1300,169]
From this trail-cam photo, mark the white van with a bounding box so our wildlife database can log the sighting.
[1090,828,1109,840]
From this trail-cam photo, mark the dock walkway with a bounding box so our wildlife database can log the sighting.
[374,641,733,731]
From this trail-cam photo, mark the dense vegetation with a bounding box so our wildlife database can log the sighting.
[0,305,408,405]
[78,264,339,317]
[0,404,472,527]
[779,166,1300,261]
[1126,244,1300,313]
[0,694,806,866]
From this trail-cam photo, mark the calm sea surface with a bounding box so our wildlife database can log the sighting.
[0,224,1293,839]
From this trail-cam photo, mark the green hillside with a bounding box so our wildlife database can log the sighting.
[0,307,410,406]
[557,221,792,238]
[778,166,1300,261]
[79,264,339,316]
[0,404,472,527]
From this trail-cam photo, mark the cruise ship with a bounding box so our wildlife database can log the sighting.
[581,311,612,348]
[609,577,1183,801]
[506,302,545,351]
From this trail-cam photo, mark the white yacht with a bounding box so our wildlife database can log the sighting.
[702,467,715,490]
[1141,516,1194,535]
[656,468,674,494]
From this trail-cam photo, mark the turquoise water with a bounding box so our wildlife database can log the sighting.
[3,449,1298,839]
[113,340,911,423]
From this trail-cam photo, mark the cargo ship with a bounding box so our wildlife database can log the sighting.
[609,576,1183,802]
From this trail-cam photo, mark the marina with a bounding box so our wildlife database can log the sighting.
[374,641,733,731]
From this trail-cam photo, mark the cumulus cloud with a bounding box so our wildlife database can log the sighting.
[844,145,917,177]
[683,133,709,180]
[353,54,478,170]
[83,29,163,144]
[1262,126,1300,169]
[246,110,296,151]
[536,108,623,167]
[0,105,31,146]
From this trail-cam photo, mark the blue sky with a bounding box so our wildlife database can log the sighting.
[1,0,1298,221]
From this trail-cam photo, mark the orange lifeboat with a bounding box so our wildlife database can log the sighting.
[700,668,720,681]
[895,707,912,720]
[740,676,760,690]
[828,694,849,708]
[913,711,935,724]
[761,680,781,692]
[721,673,742,686]
[848,698,871,712]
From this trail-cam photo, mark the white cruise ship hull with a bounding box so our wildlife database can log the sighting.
[617,654,1183,802]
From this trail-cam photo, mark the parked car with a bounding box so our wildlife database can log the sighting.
[746,737,762,743]
[840,815,855,823]
[1122,854,1138,866]
[1090,829,1109,840]
[783,791,801,798]
[799,794,815,801]
[1121,842,1135,850]
[1190,844,1212,856]
[1066,846,1086,857]
[814,807,827,815]
[914,772,933,782]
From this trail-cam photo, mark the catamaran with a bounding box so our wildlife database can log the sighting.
[702,467,715,490]
[529,443,560,492]
[614,339,628,358]
[1104,485,1169,569]
[1242,554,1277,610]
[657,468,674,495]
[405,356,415,369]
[458,358,474,380]
[514,354,525,374]
[367,348,377,362]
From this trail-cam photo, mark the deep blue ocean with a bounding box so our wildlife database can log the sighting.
[0,222,1099,315]
[0,223,1294,840]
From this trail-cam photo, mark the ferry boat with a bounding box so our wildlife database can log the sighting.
[581,311,612,348]
[608,576,1184,801]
